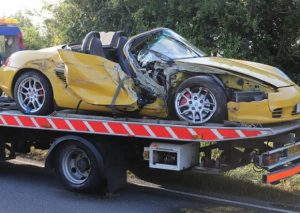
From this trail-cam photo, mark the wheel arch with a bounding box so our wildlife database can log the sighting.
[168,74,227,100]
[169,73,226,93]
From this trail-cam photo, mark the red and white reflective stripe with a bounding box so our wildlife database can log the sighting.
[143,125,156,137]
[47,118,57,129]
[165,127,178,139]
[122,124,135,136]
[103,122,114,134]
[0,114,271,142]
[0,116,7,125]
[83,121,94,133]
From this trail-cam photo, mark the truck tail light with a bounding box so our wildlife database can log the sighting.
[18,32,24,49]
[262,153,281,166]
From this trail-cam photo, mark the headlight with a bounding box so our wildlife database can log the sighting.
[275,67,291,81]
[232,91,267,102]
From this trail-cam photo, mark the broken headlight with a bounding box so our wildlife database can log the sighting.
[232,91,267,102]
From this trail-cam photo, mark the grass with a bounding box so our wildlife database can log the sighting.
[19,147,48,162]
[130,164,300,208]
[226,164,300,194]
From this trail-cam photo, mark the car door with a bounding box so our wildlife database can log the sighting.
[58,49,138,110]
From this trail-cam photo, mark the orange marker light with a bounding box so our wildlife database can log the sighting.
[0,18,19,25]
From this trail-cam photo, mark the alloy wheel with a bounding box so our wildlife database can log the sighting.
[175,87,217,124]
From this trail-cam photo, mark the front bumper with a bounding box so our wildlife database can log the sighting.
[228,86,300,124]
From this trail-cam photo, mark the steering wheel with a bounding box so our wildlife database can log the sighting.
[81,31,100,53]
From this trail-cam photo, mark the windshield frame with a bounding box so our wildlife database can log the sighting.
[132,29,207,61]
[123,28,207,77]
[162,29,207,58]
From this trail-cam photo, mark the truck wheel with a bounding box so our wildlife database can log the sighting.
[170,76,227,124]
[14,71,54,115]
[55,142,105,193]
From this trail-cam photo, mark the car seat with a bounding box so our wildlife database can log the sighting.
[89,36,106,57]
[81,31,106,58]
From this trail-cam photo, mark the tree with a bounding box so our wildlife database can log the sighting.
[13,12,47,50]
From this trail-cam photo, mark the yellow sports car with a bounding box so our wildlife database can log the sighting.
[0,28,300,124]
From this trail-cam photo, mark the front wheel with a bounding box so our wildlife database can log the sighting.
[170,76,227,124]
[13,71,54,115]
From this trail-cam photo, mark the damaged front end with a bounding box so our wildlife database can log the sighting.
[162,59,300,125]
[228,85,300,124]
[123,28,300,124]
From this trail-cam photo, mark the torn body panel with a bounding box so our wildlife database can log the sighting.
[176,57,294,87]
[58,50,138,111]
[162,59,276,93]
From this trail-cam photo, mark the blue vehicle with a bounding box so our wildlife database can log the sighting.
[0,18,24,66]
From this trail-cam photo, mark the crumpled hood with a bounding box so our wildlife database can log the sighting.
[176,57,294,88]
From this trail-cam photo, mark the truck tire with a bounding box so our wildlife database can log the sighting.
[55,142,105,193]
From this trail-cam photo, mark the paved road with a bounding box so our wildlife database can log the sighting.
[0,161,289,213]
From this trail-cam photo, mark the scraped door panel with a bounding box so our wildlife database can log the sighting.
[58,50,138,108]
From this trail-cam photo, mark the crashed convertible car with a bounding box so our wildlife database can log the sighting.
[0,28,300,125]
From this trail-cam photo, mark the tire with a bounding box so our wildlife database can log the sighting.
[13,71,54,115]
[170,76,227,124]
[55,142,105,193]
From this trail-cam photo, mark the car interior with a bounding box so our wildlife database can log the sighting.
[64,31,132,76]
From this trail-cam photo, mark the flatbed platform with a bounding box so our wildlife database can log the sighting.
[0,110,275,142]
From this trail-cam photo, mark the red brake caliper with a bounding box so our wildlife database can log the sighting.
[179,92,191,106]
[37,83,44,97]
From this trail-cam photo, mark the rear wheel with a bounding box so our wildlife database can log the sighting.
[14,71,54,115]
[55,142,105,193]
[171,76,227,124]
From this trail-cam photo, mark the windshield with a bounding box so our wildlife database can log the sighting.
[136,29,207,63]
[162,29,207,58]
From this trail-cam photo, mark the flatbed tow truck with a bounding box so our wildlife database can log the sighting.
[0,97,300,192]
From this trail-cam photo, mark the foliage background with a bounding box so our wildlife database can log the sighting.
[13,0,300,80]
